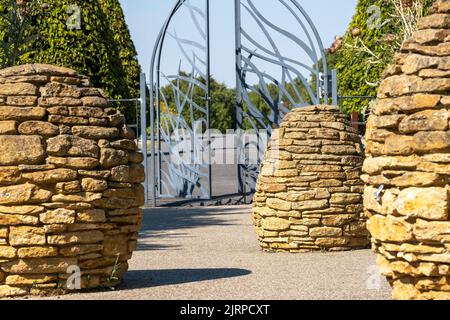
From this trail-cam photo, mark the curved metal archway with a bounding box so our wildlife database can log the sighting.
[149,0,211,205]
[148,0,336,206]
[235,0,333,195]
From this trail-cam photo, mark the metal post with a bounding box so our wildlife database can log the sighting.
[235,0,244,195]
[135,99,139,138]
[149,82,157,208]
[149,0,185,205]
[351,111,360,131]
[140,72,149,207]
[206,0,212,200]
[156,60,162,197]
[331,69,338,106]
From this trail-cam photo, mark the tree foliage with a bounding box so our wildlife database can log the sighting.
[158,70,328,133]
[0,0,41,68]
[160,74,236,133]
[0,0,140,99]
[335,0,433,113]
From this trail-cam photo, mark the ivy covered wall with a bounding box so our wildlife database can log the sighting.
[335,0,434,114]
[0,0,141,100]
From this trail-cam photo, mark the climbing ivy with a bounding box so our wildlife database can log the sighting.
[0,0,38,68]
[0,0,140,100]
[335,0,433,114]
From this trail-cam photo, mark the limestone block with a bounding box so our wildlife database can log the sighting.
[395,187,448,220]
[77,209,106,223]
[0,285,28,298]
[39,97,81,107]
[81,96,109,108]
[22,169,78,184]
[40,208,76,224]
[47,135,99,158]
[18,121,59,136]
[0,121,18,134]
[47,156,99,169]
[72,126,119,140]
[309,227,342,237]
[0,83,38,96]
[110,139,137,151]
[413,219,450,242]
[39,82,82,98]
[17,247,58,258]
[51,192,102,203]
[0,167,22,185]
[261,217,291,231]
[110,165,145,183]
[1,258,77,274]
[68,106,105,118]
[81,178,108,192]
[99,148,129,168]
[5,274,58,285]
[0,246,17,258]
[0,213,38,226]
[9,226,46,246]
[47,231,104,245]
[48,115,89,125]
[0,184,52,205]
[399,110,448,133]
[58,244,103,257]
[0,135,45,165]
[55,181,81,194]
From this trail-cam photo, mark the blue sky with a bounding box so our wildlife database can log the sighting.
[119,0,357,87]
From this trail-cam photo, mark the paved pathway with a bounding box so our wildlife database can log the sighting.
[46,205,392,300]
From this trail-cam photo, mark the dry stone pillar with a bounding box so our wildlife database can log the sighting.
[0,64,144,297]
[363,0,450,300]
[253,105,368,252]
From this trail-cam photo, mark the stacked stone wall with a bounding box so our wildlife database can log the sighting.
[0,64,144,297]
[363,0,450,300]
[253,105,369,252]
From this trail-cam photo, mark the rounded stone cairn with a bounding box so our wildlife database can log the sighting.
[363,1,450,300]
[252,105,369,252]
[0,64,144,297]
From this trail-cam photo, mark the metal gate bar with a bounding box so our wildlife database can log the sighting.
[146,0,339,207]
[149,0,212,207]
[235,0,336,194]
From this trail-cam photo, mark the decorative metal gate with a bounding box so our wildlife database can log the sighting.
[235,0,337,194]
[149,0,211,204]
[148,0,337,206]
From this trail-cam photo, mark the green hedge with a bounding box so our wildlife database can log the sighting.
[335,0,433,114]
[0,0,140,100]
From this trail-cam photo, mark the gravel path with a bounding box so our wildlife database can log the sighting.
[46,205,391,300]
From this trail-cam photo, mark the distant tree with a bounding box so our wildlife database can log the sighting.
[160,74,236,133]
[158,54,333,132]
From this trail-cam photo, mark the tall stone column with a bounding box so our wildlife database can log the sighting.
[0,64,144,297]
[253,105,368,252]
[363,0,450,300]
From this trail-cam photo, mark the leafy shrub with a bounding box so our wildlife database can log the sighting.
[335,0,433,113]
[0,0,141,100]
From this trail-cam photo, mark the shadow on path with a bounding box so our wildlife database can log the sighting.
[121,268,252,289]
[137,207,246,251]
